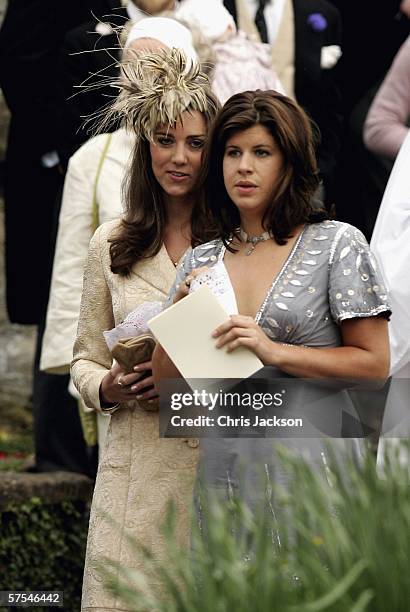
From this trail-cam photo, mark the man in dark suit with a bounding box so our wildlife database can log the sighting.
[329,0,409,236]
[0,0,116,477]
[0,0,116,325]
[223,0,342,208]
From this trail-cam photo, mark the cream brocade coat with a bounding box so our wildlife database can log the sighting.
[71,220,199,612]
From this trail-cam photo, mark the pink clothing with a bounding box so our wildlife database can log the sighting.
[363,36,410,160]
[211,31,285,105]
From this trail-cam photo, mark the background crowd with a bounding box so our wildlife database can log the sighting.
[0,0,409,479]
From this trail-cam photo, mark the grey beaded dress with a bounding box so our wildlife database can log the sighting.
[167,221,391,509]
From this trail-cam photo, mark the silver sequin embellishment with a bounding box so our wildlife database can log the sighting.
[289,279,302,286]
[336,292,342,299]
[340,246,351,260]
[373,285,379,292]
[210,255,217,262]
[343,269,351,275]
[308,286,316,294]
[361,273,369,281]
[295,270,309,276]
[306,310,314,318]
[356,254,362,269]
[307,250,322,255]
[302,260,317,266]
[286,325,293,333]
[314,235,328,241]
[266,317,280,328]
[281,292,295,298]
[276,302,289,311]
[347,289,355,296]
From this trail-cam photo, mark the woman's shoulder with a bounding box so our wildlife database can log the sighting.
[91,218,123,248]
[308,220,369,253]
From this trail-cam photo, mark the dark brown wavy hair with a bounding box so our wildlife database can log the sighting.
[198,90,327,248]
[109,99,219,276]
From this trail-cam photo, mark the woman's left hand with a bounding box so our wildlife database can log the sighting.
[212,315,276,365]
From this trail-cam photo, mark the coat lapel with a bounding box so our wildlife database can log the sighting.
[270,0,295,99]
[130,245,178,298]
[226,0,296,99]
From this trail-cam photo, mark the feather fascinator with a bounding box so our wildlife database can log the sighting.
[91,48,217,141]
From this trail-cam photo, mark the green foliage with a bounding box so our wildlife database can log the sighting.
[101,442,410,612]
[0,497,89,611]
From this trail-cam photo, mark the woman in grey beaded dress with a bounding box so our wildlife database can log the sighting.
[153,90,391,506]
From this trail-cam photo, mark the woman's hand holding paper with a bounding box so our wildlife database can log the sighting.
[213,315,277,365]
[173,266,209,303]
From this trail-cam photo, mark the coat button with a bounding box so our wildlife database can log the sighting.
[186,438,199,448]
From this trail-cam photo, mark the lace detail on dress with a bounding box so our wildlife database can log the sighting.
[103,301,163,350]
[190,262,238,315]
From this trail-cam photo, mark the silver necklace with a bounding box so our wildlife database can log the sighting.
[239,227,273,256]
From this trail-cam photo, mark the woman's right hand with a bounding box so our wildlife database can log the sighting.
[173,266,209,303]
[100,361,156,405]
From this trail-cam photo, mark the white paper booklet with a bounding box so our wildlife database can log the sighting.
[148,285,262,380]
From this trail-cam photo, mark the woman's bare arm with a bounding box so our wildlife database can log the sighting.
[214,315,390,381]
[274,317,389,380]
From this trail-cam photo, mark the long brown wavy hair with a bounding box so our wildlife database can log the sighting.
[198,90,328,248]
[107,50,220,276]
[110,114,219,276]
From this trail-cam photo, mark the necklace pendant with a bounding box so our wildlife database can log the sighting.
[246,243,256,256]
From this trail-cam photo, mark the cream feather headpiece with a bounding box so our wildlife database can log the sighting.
[92,48,217,141]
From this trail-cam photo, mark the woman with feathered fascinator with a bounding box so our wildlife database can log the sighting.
[71,48,219,610]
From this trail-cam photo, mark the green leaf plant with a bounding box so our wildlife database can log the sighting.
[98,440,410,612]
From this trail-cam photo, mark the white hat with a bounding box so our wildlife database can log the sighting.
[176,0,235,41]
[124,16,198,66]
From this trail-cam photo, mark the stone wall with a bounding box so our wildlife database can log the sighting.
[0,471,93,509]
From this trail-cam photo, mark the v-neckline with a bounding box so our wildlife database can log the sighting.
[217,225,308,322]
[163,244,187,272]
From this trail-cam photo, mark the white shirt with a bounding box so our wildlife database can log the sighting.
[243,0,286,44]
[370,131,410,377]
